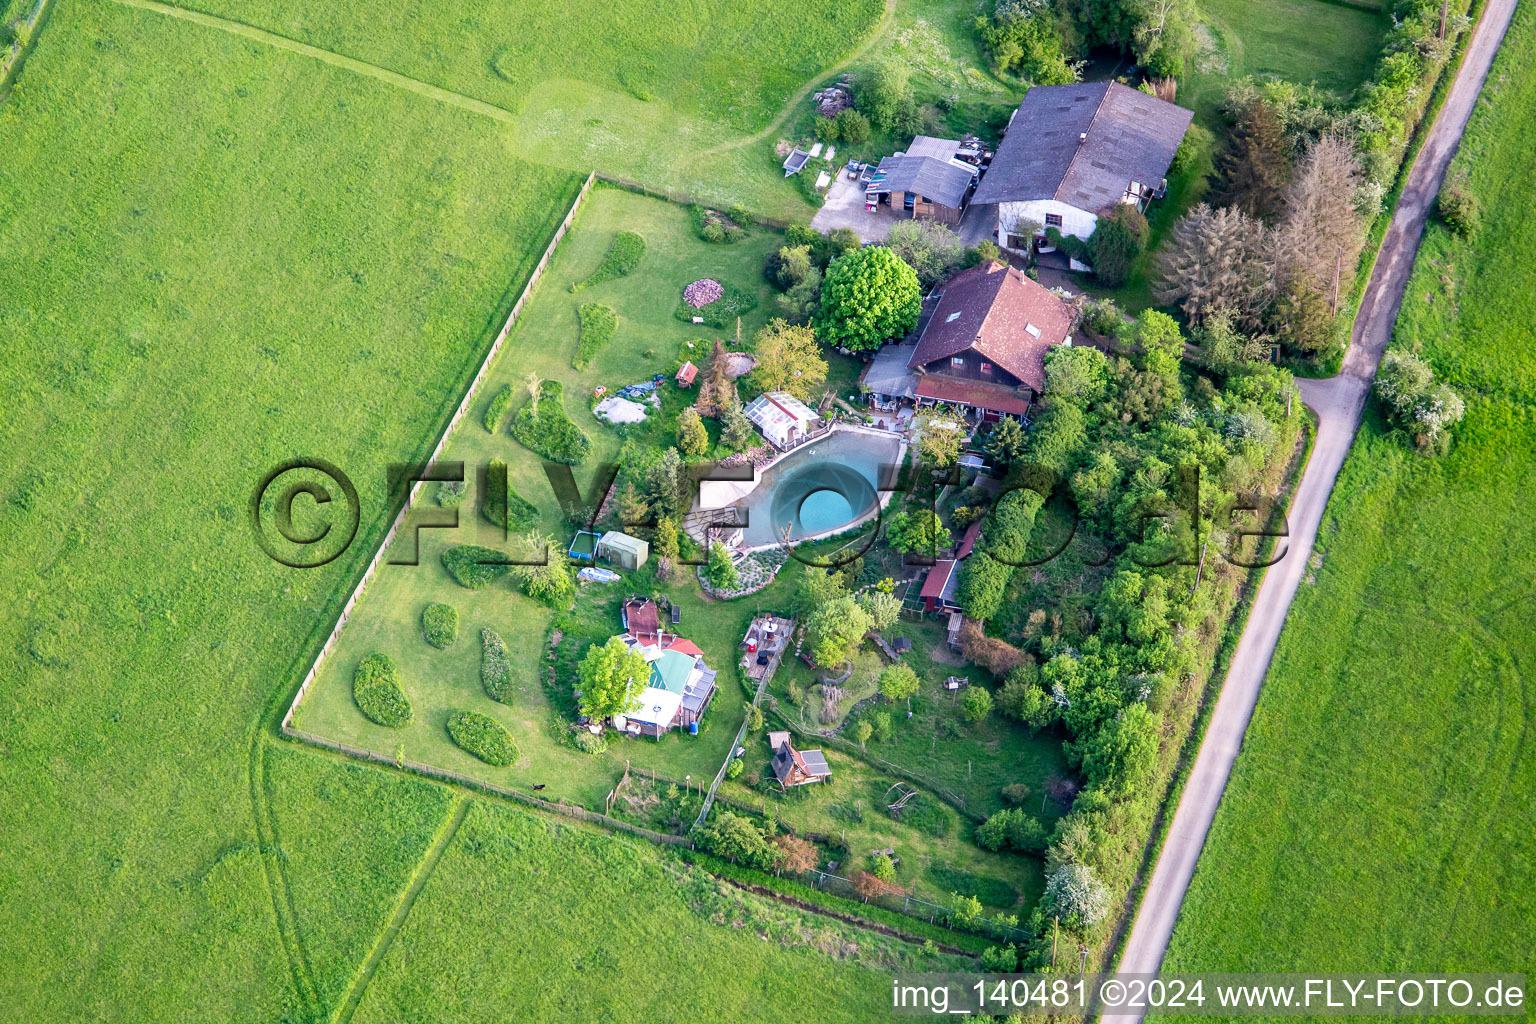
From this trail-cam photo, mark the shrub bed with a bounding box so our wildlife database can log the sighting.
[572,231,645,291]
[482,383,513,433]
[421,603,458,649]
[572,303,617,370]
[352,653,412,727]
[446,710,518,766]
[480,628,512,704]
[674,279,758,329]
[441,544,512,589]
[482,459,540,532]
[689,204,751,243]
[510,379,591,464]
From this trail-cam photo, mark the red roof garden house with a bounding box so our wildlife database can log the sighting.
[675,361,698,387]
[919,559,961,612]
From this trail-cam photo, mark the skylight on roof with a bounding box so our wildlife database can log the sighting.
[1025,323,1042,338]
[945,311,962,323]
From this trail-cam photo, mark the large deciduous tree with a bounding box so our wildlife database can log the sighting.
[578,636,649,722]
[817,246,922,353]
[750,319,827,402]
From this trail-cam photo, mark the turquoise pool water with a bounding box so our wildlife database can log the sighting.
[734,429,903,547]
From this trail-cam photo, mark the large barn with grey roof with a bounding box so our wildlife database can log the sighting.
[972,81,1192,253]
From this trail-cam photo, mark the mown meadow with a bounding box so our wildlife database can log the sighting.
[1159,0,1536,999]
[118,0,885,217]
[0,2,910,1020]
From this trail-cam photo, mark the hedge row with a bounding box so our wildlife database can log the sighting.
[480,628,512,704]
[352,653,412,727]
[421,603,458,649]
[442,544,512,590]
[446,710,518,766]
[572,303,617,370]
[510,379,591,465]
[673,279,758,329]
[482,383,513,433]
[572,231,645,291]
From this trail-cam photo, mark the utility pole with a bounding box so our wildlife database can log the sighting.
[1440,0,1449,38]
[1051,916,1059,967]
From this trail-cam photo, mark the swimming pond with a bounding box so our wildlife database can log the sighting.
[732,428,904,547]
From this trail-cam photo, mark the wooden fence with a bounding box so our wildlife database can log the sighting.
[280,170,596,733]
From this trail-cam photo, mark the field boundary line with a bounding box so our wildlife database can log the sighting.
[248,735,322,1014]
[278,170,595,734]
[107,0,517,124]
[332,794,470,1024]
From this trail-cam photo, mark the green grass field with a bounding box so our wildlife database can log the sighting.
[0,2,923,1020]
[1158,2,1536,1000]
[105,0,884,217]
[350,799,967,1022]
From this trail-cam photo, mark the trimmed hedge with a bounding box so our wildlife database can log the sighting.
[446,710,518,766]
[480,627,512,703]
[352,653,412,727]
[673,279,758,329]
[421,603,458,649]
[441,544,512,590]
[510,379,591,465]
[572,231,645,291]
[482,383,513,433]
[482,459,539,532]
[572,303,617,370]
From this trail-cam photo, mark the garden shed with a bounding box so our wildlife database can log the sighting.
[597,531,649,571]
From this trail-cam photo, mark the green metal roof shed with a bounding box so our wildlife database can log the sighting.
[596,531,649,571]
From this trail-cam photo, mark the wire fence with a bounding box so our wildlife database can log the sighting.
[695,617,795,828]
[280,171,596,733]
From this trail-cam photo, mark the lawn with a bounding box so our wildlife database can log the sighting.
[287,187,834,808]
[1158,2,1536,997]
[721,741,1048,915]
[350,800,967,1022]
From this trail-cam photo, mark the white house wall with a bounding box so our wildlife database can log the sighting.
[997,199,1099,248]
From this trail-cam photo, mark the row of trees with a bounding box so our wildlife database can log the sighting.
[1156,132,1368,358]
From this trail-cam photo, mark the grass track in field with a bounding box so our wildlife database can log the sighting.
[1157,2,1536,1001]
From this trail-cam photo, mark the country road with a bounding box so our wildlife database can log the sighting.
[1106,0,1521,1010]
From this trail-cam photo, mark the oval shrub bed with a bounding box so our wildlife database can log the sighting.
[480,628,512,703]
[421,602,458,649]
[441,544,512,589]
[353,653,412,727]
[446,710,518,766]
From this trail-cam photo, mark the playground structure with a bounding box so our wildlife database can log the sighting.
[885,782,917,816]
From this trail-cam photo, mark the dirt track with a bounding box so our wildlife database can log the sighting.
[1106,0,1521,1010]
